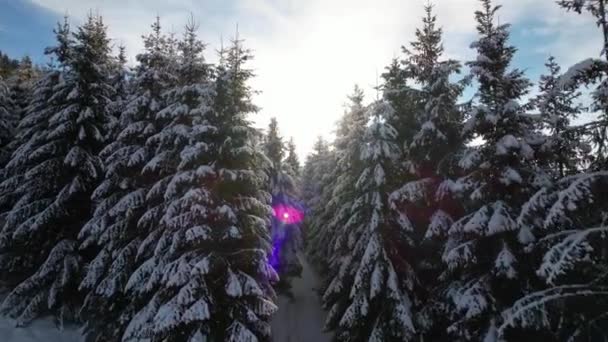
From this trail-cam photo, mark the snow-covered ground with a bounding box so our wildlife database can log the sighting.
[271,254,332,342]
[0,317,82,342]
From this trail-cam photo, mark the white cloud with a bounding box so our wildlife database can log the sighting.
[31,0,605,158]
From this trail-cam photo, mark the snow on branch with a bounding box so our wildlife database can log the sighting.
[537,225,608,285]
[499,284,608,337]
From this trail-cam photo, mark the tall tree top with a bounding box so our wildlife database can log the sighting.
[265,117,285,167]
[404,3,444,84]
[467,0,530,109]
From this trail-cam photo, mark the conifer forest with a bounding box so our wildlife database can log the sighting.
[1,0,608,341]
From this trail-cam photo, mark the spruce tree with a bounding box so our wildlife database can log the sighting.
[9,56,38,119]
[500,2,608,339]
[120,19,219,342]
[306,86,367,274]
[301,136,332,209]
[203,34,277,342]
[78,18,178,341]
[0,75,16,166]
[556,0,608,169]
[264,118,302,296]
[323,100,417,341]
[440,1,541,339]
[0,14,114,326]
[284,137,301,179]
[124,28,277,342]
[531,56,586,178]
[389,5,465,339]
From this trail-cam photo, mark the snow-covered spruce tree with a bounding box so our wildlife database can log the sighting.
[300,136,334,253]
[119,19,218,342]
[556,0,608,169]
[307,86,367,275]
[531,56,588,178]
[389,5,465,339]
[0,56,39,170]
[264,117,302,294]
[200,34,277,341]
[381,58,421,154]
[0,14,115,326]
[505,164,608,340]
[0,74,16,167]
[439,1,546,340]
[77,18,179,342]
[499,3,608,339]
[8,56,38,121]
[322,100,417,341]
[284,137,301,180]
[0,67,61,214]
[106,45,131,140]
[301,136,332,209]
[124,30,277,342]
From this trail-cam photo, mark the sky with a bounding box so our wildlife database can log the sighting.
[0,0,604,158]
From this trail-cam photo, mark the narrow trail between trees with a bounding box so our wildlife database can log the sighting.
[271,254,333,342]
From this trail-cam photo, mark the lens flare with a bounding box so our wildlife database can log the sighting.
[273,204,304,225]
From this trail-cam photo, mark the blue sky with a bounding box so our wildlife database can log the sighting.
[0,0,603,157]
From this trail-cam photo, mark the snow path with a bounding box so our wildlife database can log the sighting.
[271,254,333,342]
[0,318,82,342]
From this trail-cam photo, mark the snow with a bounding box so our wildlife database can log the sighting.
[271,254,333,342]
[557,58,597,89]
[0,317,82,342]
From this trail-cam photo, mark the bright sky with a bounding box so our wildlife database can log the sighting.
[0,0,604,158]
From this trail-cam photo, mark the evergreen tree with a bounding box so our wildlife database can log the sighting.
[120,19,219,342]
[531,56,586,178]
[440,1,542,339]
[301,136,332,209]
[556,0,608,169]
[202,34,276,342]
[77,18,178,341]
[264,118,302,296]
[0,75,16,166]
[389,5,465,339]
[322,100,417,341]
[0,14,115,326]
[123,28,277,342]
[307,86,367,274]
[106,45,131,140]
[9,56,38,120]
[501,2,608,339]
[284,137,300,179]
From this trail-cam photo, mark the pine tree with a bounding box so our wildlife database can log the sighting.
[440,1,542,339]
[77,18,178,341]
[0,14,115,326]
[322,100,417,341]
[389,5,465,339]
